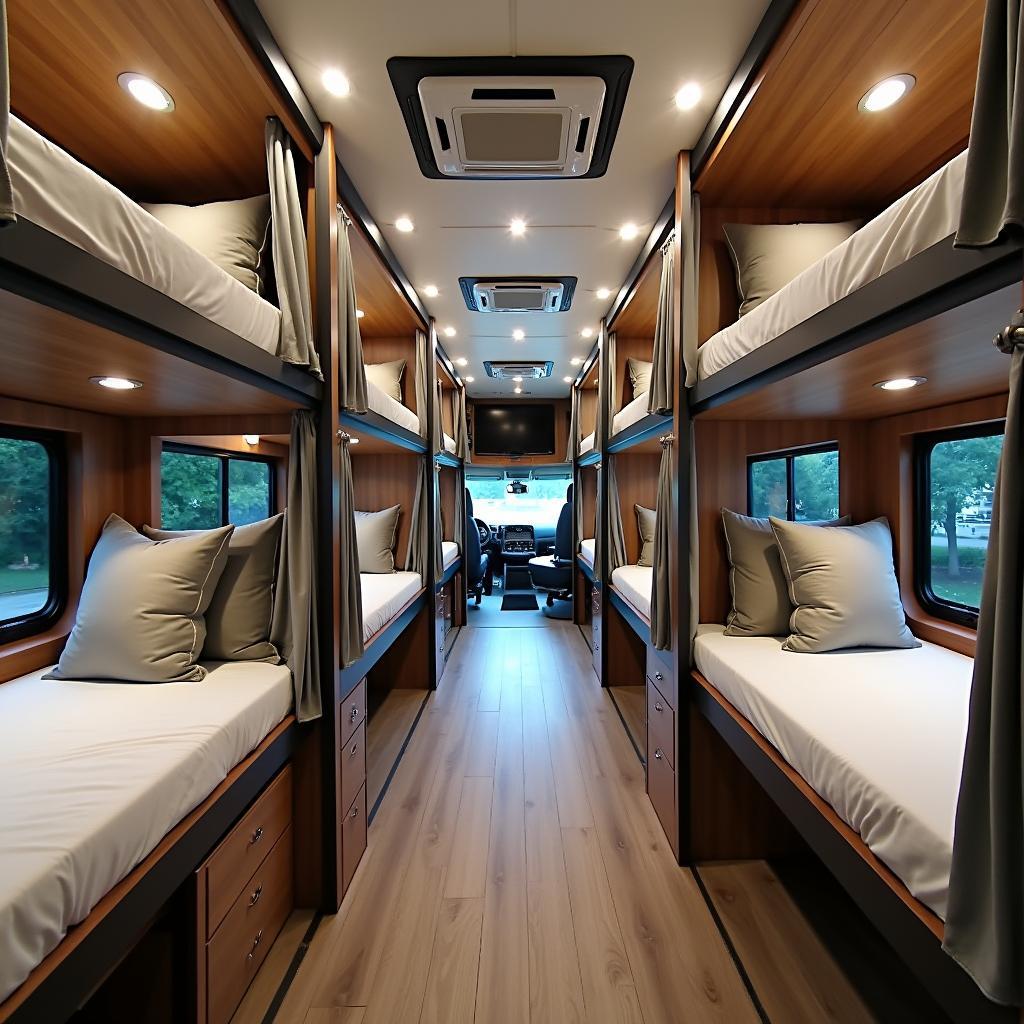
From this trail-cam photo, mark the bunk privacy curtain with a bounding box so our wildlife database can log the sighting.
[269,411,321,721]
[339,215,368,412]
[650,441,673,649]
[406,460,439,580]
[0,0,13,227]
[265,119,320,378]
[595,327,617,449]
[339,435,365,666]
[598,459,627,579]
[648,243,674,414]
[567,385,579,462]
[454,386,471,461]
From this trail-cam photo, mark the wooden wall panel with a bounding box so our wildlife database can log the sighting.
[468,399,570,467]
[613,337,654,417]
[361,337,419,416]
[351,453,420,571]
[579,465,598,542]
[611,452,660,565]
[349,225,425,338]
[608,250,661,337]
[579,386,598,442]
[438,465,459,542]
[439,381,456,439]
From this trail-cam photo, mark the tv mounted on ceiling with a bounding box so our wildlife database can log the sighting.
[474,403,555,457]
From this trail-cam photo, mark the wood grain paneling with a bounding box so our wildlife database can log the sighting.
[438,464,459,542]
[9,0,311,203]
[351,452,420,572]
[349,223,425,338]
[468,399,570,467]
[612,337,656,418]
[608,250,661,337]
[695,0,983,208]
[361,337,419,414]
[578,464,597,541]
[611,452,660,565]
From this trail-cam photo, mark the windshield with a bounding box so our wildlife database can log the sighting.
[467,475,571,528]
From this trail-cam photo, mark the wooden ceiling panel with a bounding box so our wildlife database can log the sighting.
[349,220,425,338]
[608,252,661,338]
[696,0,983,209]
[8,0,311,203]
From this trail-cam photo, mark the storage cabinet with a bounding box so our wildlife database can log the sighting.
[646,645,678,856]
[591,587,602,679]
[339,679,368,896]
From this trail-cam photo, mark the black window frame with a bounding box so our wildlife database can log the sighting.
[913,420,1004,629]
[0,425,68,644]
[747,442,839,521]
[160,442,276,529]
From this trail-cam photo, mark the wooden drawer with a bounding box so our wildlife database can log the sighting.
[340,678,367,747]
[646,644,676,709]
[647,679,675,770]
[342,784,367,894]
[647,742,678,857]
[591,589,602,676]
[206,826,293,1024]
[341,721,366,817]
[204,765,292,938]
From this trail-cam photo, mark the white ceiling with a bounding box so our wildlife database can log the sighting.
[258,0,769,397]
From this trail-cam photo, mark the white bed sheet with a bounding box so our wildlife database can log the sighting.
[8,117,282,356]
[579,432,595,455]
[611,392,650,436]
[442,541,460,569]
[0,661,292,1001]
[579,538,596,566]
[365,380,422,435]
[698,151,967,380]
[611,564,653,621]
[694,625,972,919]
[443,432,457,454]
[360,571,423,642]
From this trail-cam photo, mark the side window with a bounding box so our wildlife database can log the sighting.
[0,429,66,641]
[916,423,1003,626]
[748,445,839,521]
[160,444,274,530]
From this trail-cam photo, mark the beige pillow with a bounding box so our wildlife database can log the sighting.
[635,505,656,567]
[144,514,283,662]
[723,221,861,316]
[365,360,406,403]
[355,505,401,573]
[722,509,849,637]
[141,195,271,294]
[770,516,920,653]
[627,358,653,401]
[45,514,233,683]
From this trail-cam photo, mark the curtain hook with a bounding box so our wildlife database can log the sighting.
[336,429,352,445]
[659,433,675,448]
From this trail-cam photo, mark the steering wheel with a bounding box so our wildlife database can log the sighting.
[474,517,494,547]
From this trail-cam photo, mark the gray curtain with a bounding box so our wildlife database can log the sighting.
[567,385,580,462]
[648,243,675,415]
[414,329,432,441]
[574,468,584,556]
[269,411,322,722]
[943,309,1024,1003]
[454,386,471,462]
[683,189,701,388]
[955,0,1023,248]
[434,380,445,454]
[338,433,364,667]
[597,459,627,580]
[265,120,320,378]
[595,327,617,449]
[339,215,368,412]
[405,460,436,579]
[0,0,14,228]
[650,439,673,649]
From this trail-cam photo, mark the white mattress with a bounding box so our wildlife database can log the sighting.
[611,392,651,437]
[579,538,596,566]
[365,380,422,435]
[579,432,595,455]
[360,571,423,642]
[0,661,292,1001]
[694,625,972,919]
[698,151,968,379]
[442,540,460,569]
[443,432,456,454]
[8,117,282,356]
[611,564,653,622]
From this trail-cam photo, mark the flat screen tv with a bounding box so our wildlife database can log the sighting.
[474,403,555,456]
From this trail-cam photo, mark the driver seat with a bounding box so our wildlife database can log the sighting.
[529,484,573,618]
[465,488,491,605]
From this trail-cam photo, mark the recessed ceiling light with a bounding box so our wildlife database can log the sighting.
[322,68,351,97]
[512,328,525,341]
[456,357,468,366]
[514,386,523,394]
[874,376,928,391]
[596,287,611,300]
[117,73,174,112]
[348,437,360,445]
[674,82,702,110]
[619,222,639,241]
[91,375,143,391]
[242,434,260,446]
[395,216,414,233]
[570,357,582,366]
[464,375,475,383]
[580,327,594,338]
[509,218,527,236]
[444,326,457,337]
[563,376,573,383]
[859,74,916,113]
[512,375,524,383]
[423,284,439,298]
[356,309,365,319]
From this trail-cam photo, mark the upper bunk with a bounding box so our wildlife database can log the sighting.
[688,0,1022,418]
[435,344,466,467]
[574,343,601,465]
[2,0,326,410]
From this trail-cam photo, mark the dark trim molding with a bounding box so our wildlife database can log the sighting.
[340,409,428,454]
[438,558,462,587]
[576,555,596,583]
[605,412,673,455]
[606,194,675,330]
[339,592,427,696]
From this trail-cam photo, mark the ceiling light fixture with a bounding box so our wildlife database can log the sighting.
[596,287,611,300]
[619,222,639,241]
[674,82,702,111]
[874,376,928,391]
[563,376,573,383]
[509,217,527,236]
[464,375,475,383]
[242,435,260,446]
[90,375,143,391]
[444,326,457,337]
[512,328,525,341]
[322,68,351,98]
[580,327,594,338]
[423,284,439,298]
[117,73,174,112]
[512,375,523,383]
[356,309,365,319]
[859,74,916,113]
[570,357,582,366]
[456,357,468,366]
[514,386,523,394]
[348,437,360,445]
[395,216,414,233]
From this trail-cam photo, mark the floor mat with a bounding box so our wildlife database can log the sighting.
[501,593,539,611]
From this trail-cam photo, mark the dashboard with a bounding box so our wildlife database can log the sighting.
[500,524,535,555]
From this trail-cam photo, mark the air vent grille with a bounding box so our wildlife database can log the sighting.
[483,360,554,380]
[461,276,576,313]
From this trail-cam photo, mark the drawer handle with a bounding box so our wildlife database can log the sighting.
[654,702,664,713]
[654,671,663,682]
[349,804,360,819]
[350,704,360,723]
[249,826,264,846]
[654,748,664,761]
[246,929,264,962]
[248,885,263,908]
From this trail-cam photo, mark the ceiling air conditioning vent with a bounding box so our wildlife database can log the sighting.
[460,276,576,312]
[387,56,633,180]
[483,361,554,381]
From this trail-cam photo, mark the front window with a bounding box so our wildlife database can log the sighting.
[161,444,274,529]
[466,473,572,527]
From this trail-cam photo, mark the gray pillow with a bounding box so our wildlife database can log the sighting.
[627,358,653,401]
[769,516,920,653]
[144,514,283,662]
[355,505,401,573]
[635,505,656,567]
[45,514,233,683]
[723,221,861,316]
[141,195,271,294]
[722,509,850,637]
[365,360,406,403]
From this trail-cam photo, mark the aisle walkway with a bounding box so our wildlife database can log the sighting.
[276,621,760,1024]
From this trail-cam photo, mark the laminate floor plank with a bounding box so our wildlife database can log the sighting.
[419,898,485,1024]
